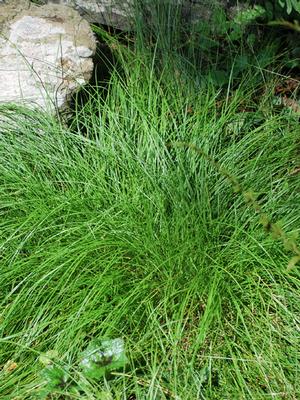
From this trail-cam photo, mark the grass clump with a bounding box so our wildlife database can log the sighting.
[0,16,300,400]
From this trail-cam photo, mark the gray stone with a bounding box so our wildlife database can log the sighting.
[35,0,135,30]
[0,1,96,114]
[0,0,30,31]
[33,1,230,30]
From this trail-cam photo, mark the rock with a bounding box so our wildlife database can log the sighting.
[0,0,30,31]
[0,1,96,114]
[33,0,230,31]
[35,0,135,30]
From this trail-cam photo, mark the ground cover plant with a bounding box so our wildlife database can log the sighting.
[0,2,300,399]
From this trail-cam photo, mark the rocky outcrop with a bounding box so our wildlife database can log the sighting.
[0,1,96,114]
[35,0,135,30]
[35,0,230,30]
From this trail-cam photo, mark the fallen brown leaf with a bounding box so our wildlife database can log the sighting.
[3,360,18,373]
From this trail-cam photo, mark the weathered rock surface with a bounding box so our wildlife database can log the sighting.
[36,0,135,30]
[35,0,230,30]
[0,1,96,113]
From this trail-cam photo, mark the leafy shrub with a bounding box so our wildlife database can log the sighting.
[278,0,300,14]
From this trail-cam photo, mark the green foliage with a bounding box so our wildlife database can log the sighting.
[278,0,300,14]
[38,351,78,398]
[0,64,299,397]
[208,4,266,41]
[130,1,273,87]
[134,0,299,85]
[80,338,127,380]
[231,5,266,30]
[184,4,276,86]
[168,141,300,271]
[36,339,127,398]
[266,2,300,70]
[0,10,300,399]
[268,18,300,31]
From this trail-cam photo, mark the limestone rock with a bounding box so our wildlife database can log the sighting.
[0,0,30,31]
[36,1,232,31]
[0,2,96,113]
[36,0,135,30]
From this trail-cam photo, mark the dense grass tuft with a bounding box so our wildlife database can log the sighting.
[0,27,300,399]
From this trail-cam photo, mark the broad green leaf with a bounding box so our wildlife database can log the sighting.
[80,338,127,380]
[39,350,59,366]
